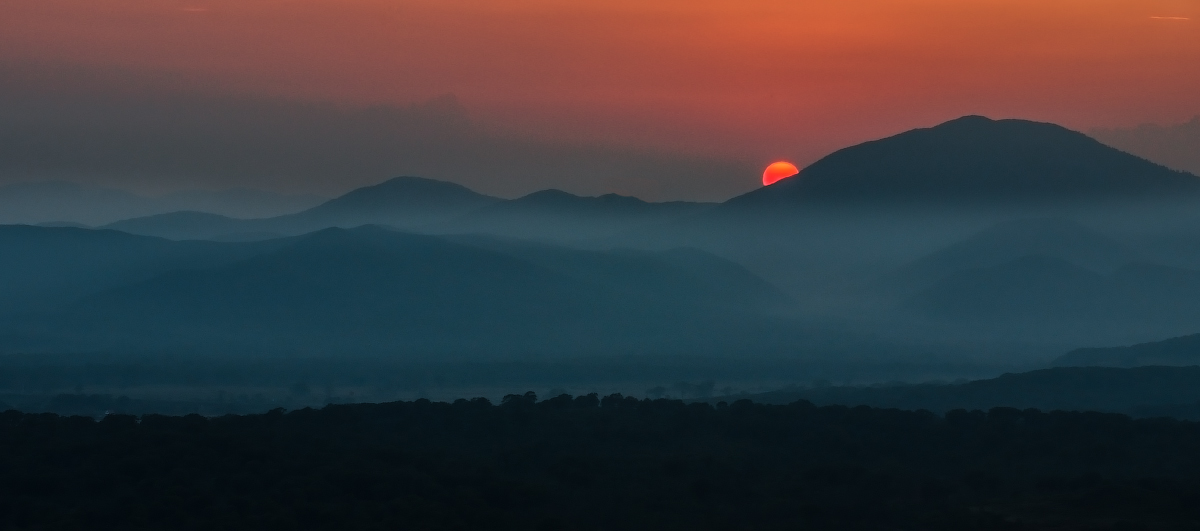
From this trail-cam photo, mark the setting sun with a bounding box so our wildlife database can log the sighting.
[763,161,799,186]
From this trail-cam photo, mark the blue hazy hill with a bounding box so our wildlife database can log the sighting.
[1056,333,1200,368]
[102,178,710,243]
[101,176,502,240]
[436,189,712,242]
[4,225,796,356]
[0,225,284,316]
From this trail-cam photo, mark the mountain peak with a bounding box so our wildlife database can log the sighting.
[285,176,500,229]
[334,176,491,205]
[726,116,1200,207]
[513,189,648,207]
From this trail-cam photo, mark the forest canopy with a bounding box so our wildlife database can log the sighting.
[3,394,1200,530]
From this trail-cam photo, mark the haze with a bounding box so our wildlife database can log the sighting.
[8,4,1200,526]
[1,0,1197,199]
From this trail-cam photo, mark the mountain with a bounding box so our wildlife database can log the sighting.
[876,217,1137,299]
[11,226,796,355]
[274,176,501,232]
[0,225,284,316]
[0,181,325,226]
[104,176,502,240]
[102,211,279,241]
[724,115,1200,208]
[104,179,711,243]
[436,189,712,242]
[152,188,326,219]
[903,255,1200,342]
[1056,333,1200,368]
[445,234,791,312]
[906,254,1108,321]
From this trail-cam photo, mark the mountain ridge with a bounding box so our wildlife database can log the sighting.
[725,115,1200,208]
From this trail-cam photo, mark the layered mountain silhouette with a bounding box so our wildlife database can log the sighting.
[436,189,712,241]
[903,255,1200,342]
[272,176,501,231]
[0,181,323,225]
[1056,333,1200,368]
[876,217,1137,299]
[97,116,1200,247]
[725,115,1200,207]
[0,225,283,316]
[0,225,795,355]
[101,177,501,240]
[22,115,1200,357]
[102,178,709,243]
[103,211,278,241]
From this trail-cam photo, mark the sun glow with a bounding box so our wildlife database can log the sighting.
[762,161,799,186]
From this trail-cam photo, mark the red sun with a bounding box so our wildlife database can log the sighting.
[762,161,799,186]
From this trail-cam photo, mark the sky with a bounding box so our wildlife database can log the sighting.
[1,0,1197,200]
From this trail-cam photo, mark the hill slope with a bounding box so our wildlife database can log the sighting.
[876,217,1136,298]
[725,115,1200,207]
[102,211,277,241]
[104,176,502,240]
[902,255,1200,342]
[0,225,283,316]
[436,189,712,242]
[274,176,501,231]
[27,227,796,355]
[1056,333,1200,368]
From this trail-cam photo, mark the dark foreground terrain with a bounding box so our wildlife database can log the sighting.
[4,395,1200,530]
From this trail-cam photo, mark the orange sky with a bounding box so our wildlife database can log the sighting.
[1,0,1197,168]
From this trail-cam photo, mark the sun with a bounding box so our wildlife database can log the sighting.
[762,161,799,186]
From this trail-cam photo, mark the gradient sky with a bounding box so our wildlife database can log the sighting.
[1,0,1197,199]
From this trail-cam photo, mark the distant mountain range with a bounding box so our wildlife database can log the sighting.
[0,225,796,356]
[875,217,1138,299]
[0,225,286,317]
[101,177,714,242]
[77,116,1200,247]
[1056,333,1200,368]
[9,115,1200,360]
[903,256,1200,339]
[867,216,1200,344]
[0,181,326,225]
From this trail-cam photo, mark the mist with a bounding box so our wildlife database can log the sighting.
[1091,116,1200,178]
[0,63,757,203]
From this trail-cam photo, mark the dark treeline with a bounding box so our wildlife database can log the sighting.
[716,366,1200,420]
[3,395,1200,530]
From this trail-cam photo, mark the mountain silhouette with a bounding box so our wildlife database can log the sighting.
[105,179,712,243]
[102,176,501,240]
[1056,333,1200,367]
[725,115,1200,207]
[437,189,712,241]
[904,253,1200,343]
[876,217,1137,299]
[906,254,1109,321]
[0,225,283,316]
[445,234,790,312]
[0,181,323,226]
[276,176,500,231]
[103,211,279,241]
[23,226,794,355]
